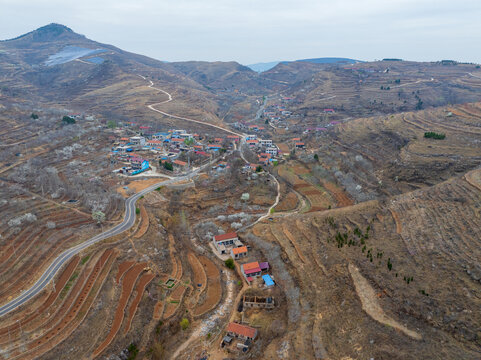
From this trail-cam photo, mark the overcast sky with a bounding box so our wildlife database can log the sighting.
[1,0,480,64]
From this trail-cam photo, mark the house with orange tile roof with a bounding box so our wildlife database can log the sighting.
[241,261,262,279]
[230,246,248,260]
[173,159,187,167]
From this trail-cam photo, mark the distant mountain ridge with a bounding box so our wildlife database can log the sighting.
[247,57,362,72]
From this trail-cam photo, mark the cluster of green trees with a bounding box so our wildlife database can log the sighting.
[424,132,446,140]
[225,258,235,269]
[414,94,423,110]
[160,161,173,171]
[62,115,76,124]
[127,343,139,359]
[30,113,39,119]
[330,225,370,249]
[326,219,426,293]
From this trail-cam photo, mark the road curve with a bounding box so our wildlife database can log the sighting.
[138,74,245,138]
[0,170,202,318]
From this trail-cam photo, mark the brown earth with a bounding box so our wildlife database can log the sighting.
[187,252,207,306]
[117,178,165,197]
[92,262,147,357]
[247,172,481,359]
[275,190,299,212]
[153,301,164,320]
[11,249,116,360]
[170,284,187,302]
[194,256,222,317]
[115,261,135,284]
[133,204,150,238]
[124,272,155,334]
[0,255,79,341]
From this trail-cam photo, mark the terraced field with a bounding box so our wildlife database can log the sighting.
[249,172,481,359]
[0,249,117,359]
[0,193,95,305]
[277,163,352,211]
[330,102,481,196]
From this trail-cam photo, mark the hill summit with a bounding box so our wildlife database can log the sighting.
[2,23,83,43]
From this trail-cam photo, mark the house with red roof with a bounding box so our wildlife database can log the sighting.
[194,150,211,157]
[246,139,259,147]
[173,159,187,168]
[225,322,258,341]
[147,139,163,148]
[241,261,262,280]
[213,232,243,254]
[295,142,305,149]
[258,157,269,166]
[227,135,240,142]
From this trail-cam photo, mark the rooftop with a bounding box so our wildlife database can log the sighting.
[214,232,238,242]
[242,261,260,272]
[226,323,257,338]
[232,246,248,255]
[262,274,275,287]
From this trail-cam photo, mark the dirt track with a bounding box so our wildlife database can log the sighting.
[348,263,422,340]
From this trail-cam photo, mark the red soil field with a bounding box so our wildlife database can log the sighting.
[123,272,155,334]
[162,302,179,320]
[7,249,115,359]
[116,261,135,284]
[170,284,186,302]
[194,256,221,316]
[133,205,150,238]
[20,249,118,360]
[0,255,80,341]
[92,262,147,357]
[153,301,163,320]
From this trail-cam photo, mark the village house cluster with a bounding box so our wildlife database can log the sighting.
[262,96,299,129]
[212,231,276,353]
[107,125,241,176]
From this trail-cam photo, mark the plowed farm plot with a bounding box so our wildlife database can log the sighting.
[7,249,116,360]
[133,204,149,239]
[0,255,79,344]
[187,252,207,305]
[124,272,155,334]
[93,262,147,357]
[194,256,221,316]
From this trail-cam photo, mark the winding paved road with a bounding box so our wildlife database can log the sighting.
[0,169,202,317]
